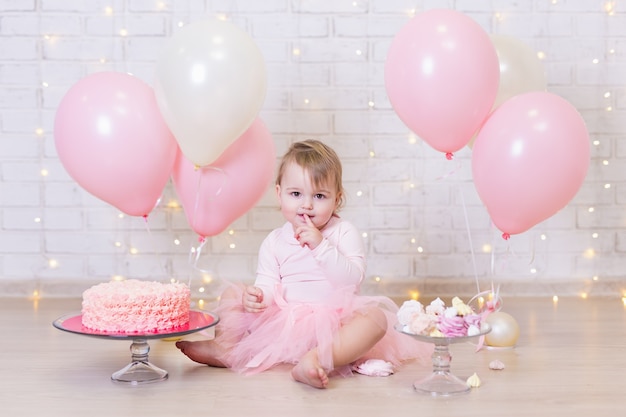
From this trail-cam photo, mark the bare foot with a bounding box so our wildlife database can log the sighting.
[175,340,227,368]
[291,350,329,389]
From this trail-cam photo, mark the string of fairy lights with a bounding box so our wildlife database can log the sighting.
[21,0,625,305]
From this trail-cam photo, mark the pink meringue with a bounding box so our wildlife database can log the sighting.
[352,359,395,377]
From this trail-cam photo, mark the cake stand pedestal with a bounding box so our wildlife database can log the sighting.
[111,338,168,384]
[397,324,491,396]
[53,310,219,385]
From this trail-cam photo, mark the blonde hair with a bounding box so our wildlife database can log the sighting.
[276,139,345,211]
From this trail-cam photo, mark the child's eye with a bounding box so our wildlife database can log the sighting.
[314,194,326,199]
[290,191,301,197]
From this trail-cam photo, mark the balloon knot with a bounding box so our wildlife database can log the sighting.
[445,152,454,160]
[502,233,510,240]
[198,236,206,243]
[142,214,148,221]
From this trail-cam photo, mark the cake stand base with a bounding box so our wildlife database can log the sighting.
[111,361,168,385]
[413,371,470,396]
[111,338,167,385]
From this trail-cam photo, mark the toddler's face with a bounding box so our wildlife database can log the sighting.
[276,162,339,231]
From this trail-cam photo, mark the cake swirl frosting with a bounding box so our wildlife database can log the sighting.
[81,279,191,333]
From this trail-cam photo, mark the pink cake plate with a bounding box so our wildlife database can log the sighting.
[53,310,219,385]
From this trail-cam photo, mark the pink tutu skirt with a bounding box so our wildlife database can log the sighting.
[210,282,431,376]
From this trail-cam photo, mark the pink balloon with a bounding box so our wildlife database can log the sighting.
[385,9,500,156]
[472,92,590,237]
[172,118,276,237]
[54,72,178,217]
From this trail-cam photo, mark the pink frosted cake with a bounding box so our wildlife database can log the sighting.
[81,279,191,333]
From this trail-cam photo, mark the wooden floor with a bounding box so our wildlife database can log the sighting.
[2,296,625,416]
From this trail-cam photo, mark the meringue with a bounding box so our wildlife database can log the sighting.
[397,296,484,338]
[489,359,505,370]
[452,296,474,316]
[352,359,395,377]
[466,372,481,388]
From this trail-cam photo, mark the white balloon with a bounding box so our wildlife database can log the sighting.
[468,35,546,148]
[491,34,547,108]
[155,19,267,167]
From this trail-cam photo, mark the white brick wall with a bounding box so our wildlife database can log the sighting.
[0,0,624,298]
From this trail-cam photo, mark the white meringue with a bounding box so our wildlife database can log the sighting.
[466,372,481,388]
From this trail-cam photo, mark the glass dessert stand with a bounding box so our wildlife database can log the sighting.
[397,324,491,396]
[53,311,219,385]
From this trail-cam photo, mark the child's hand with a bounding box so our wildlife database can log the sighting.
[294,214,323,249]
[243,285,266,313]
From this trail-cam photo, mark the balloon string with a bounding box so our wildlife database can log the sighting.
[489,220,511,280]
[141,214,170,281]
[528,232,536,265]
[187,236,211,288]
[490,222,497,277]
[433,159,462,182]
[434,159,480,294]
[458,183,481,295]
[185,166,227,294]
[190,165,227,234]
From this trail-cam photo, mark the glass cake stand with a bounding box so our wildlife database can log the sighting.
[397,324,491,396]
[53,310,219,385]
